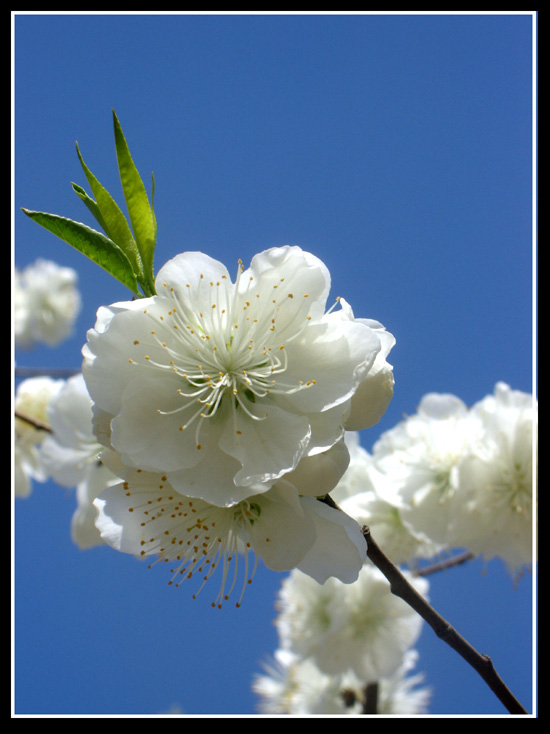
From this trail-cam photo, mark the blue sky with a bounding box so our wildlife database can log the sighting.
[13,12,536,716]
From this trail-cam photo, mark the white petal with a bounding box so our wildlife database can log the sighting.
[248,483,317,572]
[296,497,367,583]
[110,373,211,472]
[418,393,468,419]
[71,463,119,550]
[282,320,381,413]
[46,373,94,447]
[93,470,174,556]
[40,437,94,487]
[167,446,255,507]
[155,251,233,306]
[82,298,156,414]
[343,364,395,430]
[94,487,138,554]
[245,246,331,325]
[304,404,347,456]
[285,439,350,497]
[219,400,312,486]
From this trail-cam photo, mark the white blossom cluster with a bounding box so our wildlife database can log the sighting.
[13,373,120,548]
[14,258,81,349]
[253,648,432,715]
[253,564,432,714]
[13,245,536,716]
[83,246,398,605]
[336,384,536,576]
[14,247,536,600]
[14,246,396,607]
[252,382,535,715]
[14,375,65,498]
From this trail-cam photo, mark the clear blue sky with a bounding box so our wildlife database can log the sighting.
[13,12,536,716]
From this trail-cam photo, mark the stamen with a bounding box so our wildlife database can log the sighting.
[137,255,318,452]
[127,481,265,609]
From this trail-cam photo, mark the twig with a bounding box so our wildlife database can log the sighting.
[320,492,528,714]
[363,682,379,714]
[14,410,52,433]
[413,551,475,577]
[362,524,528,715]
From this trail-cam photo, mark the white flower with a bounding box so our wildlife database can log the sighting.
[275,563,428,682]
[373,649,432,715]
[39,373,120,549]
[334,433,443,564]
[454,382,536,573]
[93,452,367,608]
[82,246,390,507]
[253,649,363,715]
[253,648,431,715]
[14,259,81,348]
[253,649,301,715]
[14,376,65,497]
[370,393,481,548]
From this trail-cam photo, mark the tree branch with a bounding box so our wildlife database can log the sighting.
[363,682,379,714]
[413,551,475,577]
[14,410,52,433]
[361,524,528,715]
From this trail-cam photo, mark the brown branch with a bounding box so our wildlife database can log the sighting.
[362,524,528,715]
[319,493,528,713]
[14,410,52,433]
[414,551,475,577]
[362,682,379,714]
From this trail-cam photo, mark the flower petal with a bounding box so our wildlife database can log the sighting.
[71,463,119,550]
[94,483,143,555]
[218,400,312,486]
[343,363,395,430]
[284,439,350,497]
[110,373,209,471]
[248,482,317,572]
[244,246,331,329]
[155,251,233,308]
[167,446,254,507]
[295,497,367,584]
[281,320,381,413]
[82,298,156,414]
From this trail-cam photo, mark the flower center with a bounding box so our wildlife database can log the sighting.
[129,260,317,448]
[124,475,265,608]
[491,458,532,516]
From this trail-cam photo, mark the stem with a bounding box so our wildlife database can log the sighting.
[362,524,528,715]
[14,410,52,432]
[363,682,378,714]
[414,551,475,577]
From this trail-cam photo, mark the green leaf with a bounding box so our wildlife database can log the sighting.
[151,172,158,246]
[21,209,140,295]
[75,142,143,278]
[112,110,156,285]
[71,182,111,234]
